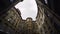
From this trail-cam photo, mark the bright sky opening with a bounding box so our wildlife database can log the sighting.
[15,0,38,20]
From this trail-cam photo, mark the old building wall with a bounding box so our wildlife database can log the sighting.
[0,7,22,34]
[36,0,58,34]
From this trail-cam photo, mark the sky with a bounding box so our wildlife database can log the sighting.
[15,0,38,20]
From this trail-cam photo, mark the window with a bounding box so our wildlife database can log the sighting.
[45,31,47,34]
[40,29,42,33]
[40,18,42,21]
[50,30,54,34]
[45,21,47,24]
[43,26,46,29]
[48,26,50,30]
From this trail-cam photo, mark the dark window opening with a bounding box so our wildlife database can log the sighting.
[40,29,43,34]
[45,31,47,34]
[50,30,53,34]
[48,26,50,30]
[43,26,46,30]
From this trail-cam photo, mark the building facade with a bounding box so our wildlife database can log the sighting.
[0,0,60,34]
[0,7,22,34]
[17,17,39,34]
[0,7,39,34]
[36,0,60,34]
[22,17,39,34]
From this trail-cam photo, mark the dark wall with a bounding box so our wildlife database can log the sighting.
[0,31,7,34]
[47,0,54,10]
[41,0,60,16]
[53,0,60,16]
[46,0,60,16]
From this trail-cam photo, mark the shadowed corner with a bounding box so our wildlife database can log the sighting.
[0,31,7,34]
